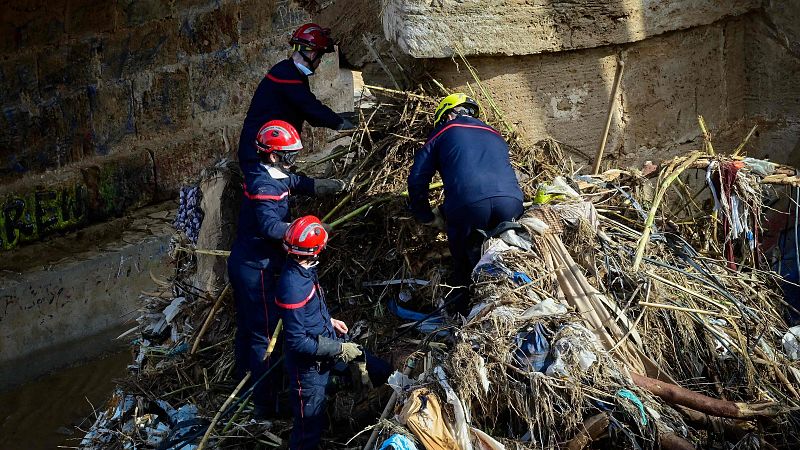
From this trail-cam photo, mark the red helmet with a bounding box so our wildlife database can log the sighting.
[289,23,334,53]
[284,215,328,256]
[255,120,303,155]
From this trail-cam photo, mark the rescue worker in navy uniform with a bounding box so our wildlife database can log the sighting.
[407,93,524,312]
[238,22,355,170]
[277,215,390,450]
[227,120,346,418]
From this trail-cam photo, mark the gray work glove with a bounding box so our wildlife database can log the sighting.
[423,206,446,231]
[339,342,363,363]
[316,335,342,357]
[314,178,347,195]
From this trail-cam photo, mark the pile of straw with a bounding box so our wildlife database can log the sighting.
[76,84,800,450]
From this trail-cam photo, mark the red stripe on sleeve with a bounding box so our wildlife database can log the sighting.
[424,123,502,145]
[266,73,303,84]
[242,184,289,201]
[275,285,316,309]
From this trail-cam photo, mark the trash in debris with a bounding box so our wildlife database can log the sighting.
[379,433,419,450]
[76,86,800,450]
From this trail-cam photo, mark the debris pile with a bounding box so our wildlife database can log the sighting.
[77,85,800,449]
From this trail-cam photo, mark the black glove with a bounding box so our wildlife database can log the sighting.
[339,111,358,123]
[316,335,342,357]
[337,117,355,131]
[314,178,347,195]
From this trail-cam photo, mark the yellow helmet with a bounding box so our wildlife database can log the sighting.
[433,93,479,126]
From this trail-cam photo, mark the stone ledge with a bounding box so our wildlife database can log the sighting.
[383,0,760,58]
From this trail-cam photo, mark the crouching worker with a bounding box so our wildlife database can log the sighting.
[407,93,524,314]
[228,120,347,418]
[277,216,390,450]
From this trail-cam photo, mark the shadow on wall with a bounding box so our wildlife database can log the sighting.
[422,0,639,168]
[395,0,796,168]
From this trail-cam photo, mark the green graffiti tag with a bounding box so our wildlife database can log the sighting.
[0,184,88,250]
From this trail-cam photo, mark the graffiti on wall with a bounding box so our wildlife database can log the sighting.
[274,1,311,31]
[0,184,88,250]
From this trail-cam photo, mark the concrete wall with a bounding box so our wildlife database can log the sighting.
[383,0,760,58]
[0,0,351,251]
[376,1,800,168]
[0,205,173,387]
[428,19,748,168]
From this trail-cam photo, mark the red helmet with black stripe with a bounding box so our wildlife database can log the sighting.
[255,120,303,155]
[284,215,328,256]
[289,23,334,53]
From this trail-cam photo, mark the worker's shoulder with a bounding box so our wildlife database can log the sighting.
[265,59,306,85]
[424,116,500,145]
[276,262,316,305]
[242,167,289,199]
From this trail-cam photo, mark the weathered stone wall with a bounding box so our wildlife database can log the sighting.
[383,0,760,58]
[742,2,800,166]
[428,19,749,168]
[0,0,351,251]
[379,1,800,168]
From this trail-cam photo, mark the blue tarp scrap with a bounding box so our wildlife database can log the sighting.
[513,323,550,372]
[388,299,444,334]
[379,433,418,450]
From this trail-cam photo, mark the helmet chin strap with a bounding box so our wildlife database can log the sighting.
[298,50,321,74]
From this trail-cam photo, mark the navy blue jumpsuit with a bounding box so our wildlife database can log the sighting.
[407,115,524,287]
[277,259,391,450]
[227,166,315,413]
[238,58,344,167]
[229,56,344,413]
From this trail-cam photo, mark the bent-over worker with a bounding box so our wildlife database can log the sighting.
[407,93,524,312]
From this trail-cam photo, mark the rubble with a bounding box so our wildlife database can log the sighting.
[75,85,800,449]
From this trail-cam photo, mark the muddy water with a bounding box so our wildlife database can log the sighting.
[0,348,130,449]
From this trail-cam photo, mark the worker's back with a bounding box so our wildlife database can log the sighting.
[415,115,523,215]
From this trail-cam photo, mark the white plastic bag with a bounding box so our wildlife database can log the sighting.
[782,326,800,360]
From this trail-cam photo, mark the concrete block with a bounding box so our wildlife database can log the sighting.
[65,0,117,37]
[620,24,729,157]
[428,21,738,168]
[0,231,171,382]
[38,41,96,94]
[100,18,179,80]
[81,150,156,220]
[89,80,136,155]
[744,20,800,121]
[308,0,387,67]
[193,166,241,295]
[383,0,760,57]
[0,53,39,104]
[133,67,191,135]
[178,2,239,55]
[149,127,230,198]
[118,0,173,27]
[0,1,65,53]
[190,47,250,120]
